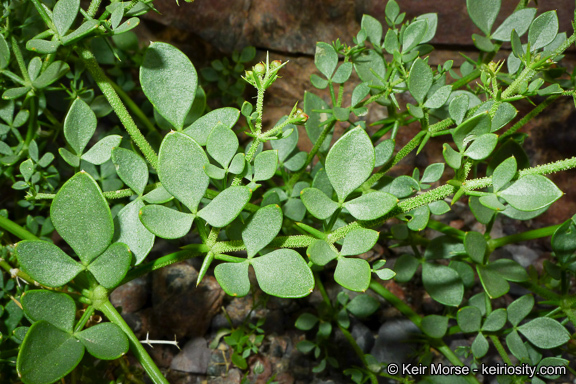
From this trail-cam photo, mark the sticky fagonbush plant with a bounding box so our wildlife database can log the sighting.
[2,0,576,383]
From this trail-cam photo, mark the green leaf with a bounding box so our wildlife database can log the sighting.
[204,163,225,180]
[141,42,197,130]
[143,185,173,204]
[402,20,427,52]
[518,317,570,349]
[242,204,283,258]
[111,148,148,195]
[477,264,509,298]
[311,74,329,89]
[315,42,338,79]
[341,229,379,256]
[332,62,353,84]
[325,127,374,201]
[421,163,444,184]
[283,198,306,221]
[385,0,400,23]
[506,330,529,361]
[478,194,505,211]
[64,98,96,155]
[61,19,100,46]
[344,192,397,221]
[75,322,128,359]
[511,30,524,59]
[21,290,76,332]
[215,262,250,297]
[471,333,489,358]
[251,249,314,298]
[465,133,498,160]
[17,321,84,384]
[457,306,482,333]
[492,8,537,41]
[346,294,379,318]
[499,175,562,212]
[464,231,486,264]
[335,257,371,292]
[466,0,500,35]
[295,313,319,331]
[26,39,60,54]
[139,204,193,239]
[32,61,70,89]
[284,151,307,172]
[383,29,399,53]
[361,15,383,46]
[449,94,469,125]
[453,113,491,152]
[307,240,338,266]
[53,0,80,36]
[492,156,516,192]
[375,139,394,167]
[422,263,463,306]
[429,200,450,215]
[158,131,209,212]
[353,50,386,87]
[228,153,245,174]
[474,34,495,52]
[482,308,507,332]
[443,144,462,169]
[0,35,9,69]
[51,172,113,263]
[114,200,154,264]
[424,235,465,260]
[423,85,451,109]
[198,186,251,228]
[507,294,534,327]
[421,315,448,338]
[489,258,528,282]
[183,107,240,146]
[301,188,338,220]
[408,58,432,105]
[253,150,278,181]
[3,87,31,100]
[87,243,131,289]
[528,11,559,51]
[59,147,80,167]
[206,123,238,168]
[393,254,420,283]
[411,15,433,42]
[81,135,122,165]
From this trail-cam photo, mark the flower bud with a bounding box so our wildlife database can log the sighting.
[271,60,282,70]
[254,63,266,76]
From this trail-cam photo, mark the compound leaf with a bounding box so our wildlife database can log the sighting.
[334,257,371,292]
[198,186,251,228]
[252,249,314,298]
[242,204,283,258]
[75,322,129,360]
[87,243,131,289]
[21,290,76,333]
[111,147,148,196]
[139,204,194,239]
[499,175,562,212]
[214,261,250,297]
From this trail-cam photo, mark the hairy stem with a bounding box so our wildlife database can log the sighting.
[100,301,169,384]
[76,44,159,170]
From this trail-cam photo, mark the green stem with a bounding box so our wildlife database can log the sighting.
[517,280,561,301]
[76,44,159,170]
[337,324,379,384]
[87,0,102,17]
[111,82,158,134]
[100,300,169,384]
[314,273,330,305]
[561,304,576,328]
[488,224,561,250]
[489,335,513,365]
[74,306,95,333]
[0,259,35,284]
[11,36,31,84]
[427,219,466,240]
[500,95,559,140]
[0,215,39,240]
[24,96,38,147]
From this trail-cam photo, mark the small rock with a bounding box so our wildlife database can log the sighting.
[110,277,149,313]
[351,321,375,353]
[371,320,420,364]
[170,337,211,374]
[152,263,224,338]
[504,245,539,268]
